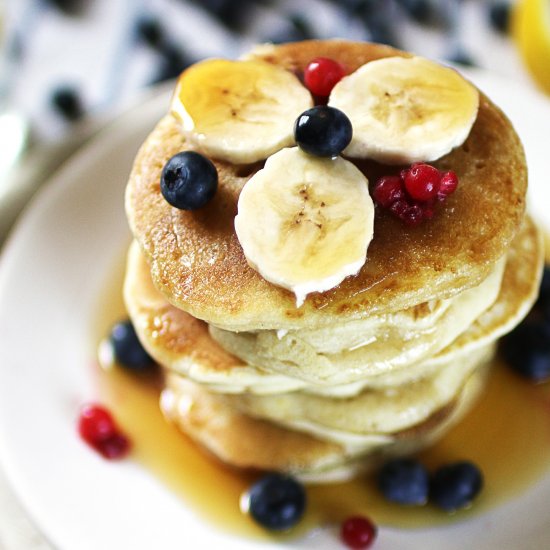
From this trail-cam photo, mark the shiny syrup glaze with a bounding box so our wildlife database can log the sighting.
[92,250,550,539]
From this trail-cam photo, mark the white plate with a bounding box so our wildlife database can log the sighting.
[0,70,549,550]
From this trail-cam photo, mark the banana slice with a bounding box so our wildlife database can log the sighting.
[234,147,374,307]
[171,59,313,164]
[328,56,479,164]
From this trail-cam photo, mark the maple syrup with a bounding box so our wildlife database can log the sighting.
[91,249,550,539]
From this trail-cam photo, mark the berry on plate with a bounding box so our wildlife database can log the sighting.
[341,515,377,549]
[377,458,429,505]
[430,461,483,511]
[110,319,155,371]
[244,473,306,530]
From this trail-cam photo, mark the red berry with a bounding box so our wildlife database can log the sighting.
[97,433,131,459]
[341,516,377,549]
[78,404,130,460]
[78,404,116,442]
[304,57,345,97]
[403,163,441,201]
[439,170,459,196]
[373,175,405,208]
[389,199,409,218]
[401,203,424,226]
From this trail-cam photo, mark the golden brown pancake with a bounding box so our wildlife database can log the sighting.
[126,40,527,331]
[161,368,487,481]
[124,217,542,394]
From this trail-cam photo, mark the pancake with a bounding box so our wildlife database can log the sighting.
[161,368,487,482]
[221,343,494,441]
[124,217,542,395]
[126,39,527,331]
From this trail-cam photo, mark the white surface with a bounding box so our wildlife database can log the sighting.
[0,70,549,550]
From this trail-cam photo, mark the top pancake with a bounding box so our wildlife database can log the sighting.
[126,40,527,331]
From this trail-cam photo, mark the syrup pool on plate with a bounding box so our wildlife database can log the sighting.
[90,247,550,538]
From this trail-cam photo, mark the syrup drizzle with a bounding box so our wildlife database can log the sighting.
[93,250,550,538]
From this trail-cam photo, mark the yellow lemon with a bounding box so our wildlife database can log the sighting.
[512,0,550,94]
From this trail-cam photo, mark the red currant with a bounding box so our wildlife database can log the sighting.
[78,404,117,442]
[78,404,130,460]
[401,203,424,226]
[439,170,459,197]
[373,175,405,208]
[403,163,441,201]
[341,516,377,549]
[304,57,345,97]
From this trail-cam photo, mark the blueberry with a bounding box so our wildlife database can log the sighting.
[488,1,511,34]
[160,152,218,210]
[246,473,306,530]
[294,106,352,158]
[377,458,429,505]
[109,320,155,371]
[430,461,483,511]
[50,86,84,121]
[500,319,550,382]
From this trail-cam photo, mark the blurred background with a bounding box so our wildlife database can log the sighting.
[1,0,545,141]
[0,0,546,235]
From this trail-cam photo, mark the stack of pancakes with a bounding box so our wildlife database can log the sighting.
[124,41,543,482]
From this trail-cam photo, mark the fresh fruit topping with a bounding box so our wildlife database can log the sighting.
[438,170,459,198]
[77,404,130,459]
[243,473,306,531]
[372,175,405,208]
[294,106,353,158]
[403,163,441,201]
[234,147,374,307]
[430,461,483,511]
[341,515,378,549]
[304,57,346,97]
[373,164,458,226]
[109,319,155,371]
[171,59,312,164]
[160,151,218,210]
[328,56,479,164]
[377,458,429,505]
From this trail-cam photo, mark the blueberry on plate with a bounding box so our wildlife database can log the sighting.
[160,151,218,210]
[294,106,353,158]
[430,461,483,512]
[377,458,429,505]
[246,473,306,530]
[109,320,155,371]
[500,318,550,382]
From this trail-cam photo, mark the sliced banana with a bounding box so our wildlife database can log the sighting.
[171,59,313,164]
[234,147,374,307]
[328,56,479,164]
